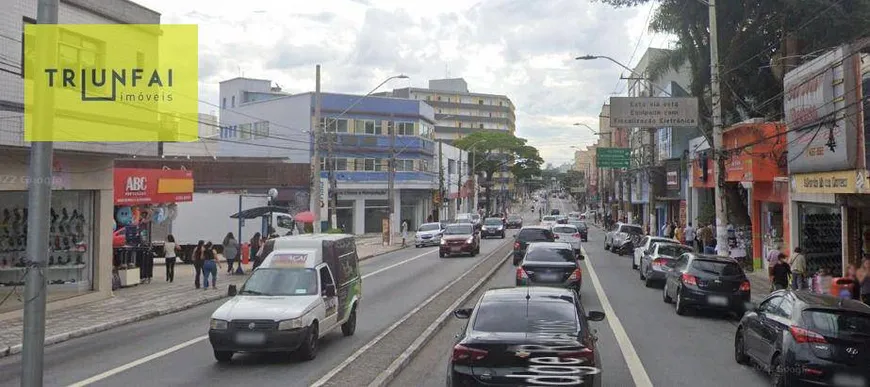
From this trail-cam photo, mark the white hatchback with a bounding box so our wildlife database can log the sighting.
[551,224,582,252]
[541,215,557,228]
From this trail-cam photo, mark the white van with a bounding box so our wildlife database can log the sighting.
[208,234,362,362]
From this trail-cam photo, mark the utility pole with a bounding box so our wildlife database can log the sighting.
[648,128,657,235]
[311,65,322,233]
[457,150,463,213]
[438,140,444,221]
[387,117,396,245]
[327,129,337,230]
[708,0,729,256]
[22,1,58,385]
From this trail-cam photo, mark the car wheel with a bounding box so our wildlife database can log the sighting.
[415,244,420,248]
[663,282,673,303]
[213,350,233,363]
[439,252,446,258]
[770,354,787,387]
[341,305,357,336]
[297,323,319,361]
[675,289,687,315]
[501,233,505,239]
[734,329,749,365]
[644,275,654,288]
[639,266,646,281]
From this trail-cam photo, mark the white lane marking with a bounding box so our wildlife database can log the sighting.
[581,245,654,387]
[310,246,511,387]
[362,250,435,279]
[66,335,208,387]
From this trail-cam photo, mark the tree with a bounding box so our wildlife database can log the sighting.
[453,131,543,213]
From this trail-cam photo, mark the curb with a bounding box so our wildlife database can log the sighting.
[0,244,409,359]
[368,245,513,387]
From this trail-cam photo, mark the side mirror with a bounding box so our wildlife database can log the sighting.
[325,284,336,298]
[587,311,606,322]
[227,285,238,297]
[453,308,473,319]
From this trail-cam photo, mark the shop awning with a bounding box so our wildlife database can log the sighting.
[230,206,291,219]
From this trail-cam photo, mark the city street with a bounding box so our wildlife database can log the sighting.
[0,226,519,387]
[392,197,772,387]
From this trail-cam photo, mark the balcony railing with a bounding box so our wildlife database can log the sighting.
[332,133,435,155]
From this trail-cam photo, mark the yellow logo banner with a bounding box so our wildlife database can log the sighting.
[24,24,198,142]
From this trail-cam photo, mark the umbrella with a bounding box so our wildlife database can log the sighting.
[294,211,315,223]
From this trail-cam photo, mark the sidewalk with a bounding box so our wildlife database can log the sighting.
[0,235,408,358]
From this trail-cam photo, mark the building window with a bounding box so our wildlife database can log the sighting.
[448,159,456,174]
[437,96,442,101]
[478,99,483,105]
[499,101,503,106]
[426,95,431,101]
[231,96,235,108]
[359,120,378,134]
[253,121,270,138]
[364,158,381,171]
[55,29,106,91]
[479,124,484,129]
[396,122,415,136]
[222,98,226,109]
[321,118,349,133]
[396,160,414,171]
[238,123,252,140]
[458,122,462,128]
[489,112,492,117]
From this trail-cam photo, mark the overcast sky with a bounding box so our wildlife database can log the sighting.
[137,0,670,166]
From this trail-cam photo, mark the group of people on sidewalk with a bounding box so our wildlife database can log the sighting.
[766,246,870,304]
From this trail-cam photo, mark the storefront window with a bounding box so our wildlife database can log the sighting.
[364,200,389,233]
[0,191,94,292]
[798,204,842,276]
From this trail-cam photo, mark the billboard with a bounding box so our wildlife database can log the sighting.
[609,97,699,128]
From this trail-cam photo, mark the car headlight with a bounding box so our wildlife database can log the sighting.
[210,319,228,330]
[497,226,504,230]
[440,238,447,245]
[278,318,305,330]
[466,236,474,244]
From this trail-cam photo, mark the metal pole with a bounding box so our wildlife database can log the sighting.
[648,128,657,235]
[328,130,337,230]
[438,140,443,221]
[387,119,396,245]
[709,0,729,256]
[22,1,57,385]
[311,65,322,233]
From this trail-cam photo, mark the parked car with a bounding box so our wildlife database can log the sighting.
[550,209,560,215]
[516,242,584,290]
[567,211,581,220]
[555,215,569,224]
[633,236,680,270]
[439,223,480,257]
[448,287,605,387]
[480,217,506,239]
[551,224,583,254]
[540,215,558,228]
[512,226,556,265]
[414,222,444,248]
[568,220,588,241]
[662,253,751,318]
[505,215,523,229]
[734,290,870,387]
[605,223,643,255]
[639,242,694,287]
[456,213,482,230]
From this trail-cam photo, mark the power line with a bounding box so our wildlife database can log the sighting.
[612,2,656,96]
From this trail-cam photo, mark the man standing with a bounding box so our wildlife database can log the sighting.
[790,247,808,290]
[683,222,695,248]
[699,223,713,252]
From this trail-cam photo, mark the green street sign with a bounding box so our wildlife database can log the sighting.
[596,148,631,169]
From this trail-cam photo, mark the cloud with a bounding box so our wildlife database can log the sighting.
[136,0,665,165]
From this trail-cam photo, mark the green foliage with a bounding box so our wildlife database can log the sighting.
[326,228,344,234]
[452,131,543,180]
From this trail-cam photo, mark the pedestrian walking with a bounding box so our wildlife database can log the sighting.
[202,243,221,290]
[789,247,808,290]
[249,232,261,269]
[401,220,409,247]
[164,234,180,283]
[771,253,790,291]
[846,263,861,300]
[766,246,782,292]
[674,223,684,244]
[860,259,870,305]
[683,223,695,248]
[192,240,205,289]
[222,232,239,275]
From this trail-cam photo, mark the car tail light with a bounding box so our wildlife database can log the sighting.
[681,273,697,286]
[789,326,827,344]
[652,258,667,268]
[554,235,559,239]
[739,281,751,292]
[568,268,582,281]
[517,267,529,280]
[558,347,595,363]
[514,242,521,250]
[573,233,581,238]
[452,344,488,363]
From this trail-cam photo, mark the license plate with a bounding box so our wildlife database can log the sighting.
[832,374,866,387]
[235,332,266,345]
[538,273,561,282]
[708,295,728,306]
[451,247,461,252]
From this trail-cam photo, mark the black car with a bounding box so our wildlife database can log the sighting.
[568,220,588,241]
[735,290,870,387]
[448,287,605,387]
[550,209,560,216]
[481,217,506,239]
[505,215,523,229]
[512,226,556,265]
[516,242,584,290]
[662,253,750,318]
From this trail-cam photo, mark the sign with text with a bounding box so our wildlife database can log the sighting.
[791,170,856,194]
[113,168,194,204]
[609,97,699,128]
[24,24,198,142]
[596,148,631,169]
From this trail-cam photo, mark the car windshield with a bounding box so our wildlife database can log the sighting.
[484,218,503,225]
[802,310,870,337]
[471,214,481,221]
[553,226,576,234]
[620,226,643,235]
[240,268,317,296]
[525,247,576,263]
[657,244,692,257]
[418,223,440,232]
[518,229,553,241]
[690,260,743,276]
[473,300,578,333]
[508,216,522,221]
[542,216,556,221]
[570,221,587,229]
[456,214,472,221]
[445,225,473,235]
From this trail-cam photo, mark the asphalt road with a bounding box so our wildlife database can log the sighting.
[0,219,522,387]
[391,197,773,387]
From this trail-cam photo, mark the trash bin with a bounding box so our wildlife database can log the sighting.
[831,277,856,298]
[241,242,250,264]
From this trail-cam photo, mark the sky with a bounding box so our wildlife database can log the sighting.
[136,0,671,166]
